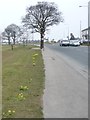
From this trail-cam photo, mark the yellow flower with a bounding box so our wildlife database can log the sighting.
[20,95,23,98]
[18,93,21,96]
[33,63,36,66]
[20,86,23,88]
[8,110,11,113]
[12,110,15,113]
[24,86,28,90]
[35,53,38,56]
[33,53,38,57]
[3,112,5,115]
[32,57,35,60]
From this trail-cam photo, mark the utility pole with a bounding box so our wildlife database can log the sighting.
[88,1,90,40]
[80,21,82,39]
[67,26,69,40]
[79,2,89,42]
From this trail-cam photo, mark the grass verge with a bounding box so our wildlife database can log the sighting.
[81,43,90,46]
[2,45,45,118]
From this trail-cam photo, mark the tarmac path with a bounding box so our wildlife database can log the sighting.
[42,46,88,118]
[0,46,2,119]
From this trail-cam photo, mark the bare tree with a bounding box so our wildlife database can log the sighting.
[2,24,21,45]
[70,33,75,40]
[22,1,64,49]
[4,28,12,45]
[7,24,21,45]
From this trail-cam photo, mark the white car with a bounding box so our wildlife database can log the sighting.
[83,39,89,43]
[60,40,69,46]
[69,40,80,46]
[79,39,83,44]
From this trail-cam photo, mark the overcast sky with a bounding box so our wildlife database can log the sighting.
[0,0,89,40]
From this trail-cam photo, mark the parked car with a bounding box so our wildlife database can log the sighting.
[79,39,83,44]
[69,40,80,46]
[60,40,69,46]
[83,39,89,43]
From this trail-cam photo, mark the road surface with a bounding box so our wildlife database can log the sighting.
[42,45,88,118]
[46,43,88,70]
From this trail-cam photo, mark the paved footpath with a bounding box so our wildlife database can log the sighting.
[0,46,2,119]
[42,46,88,118]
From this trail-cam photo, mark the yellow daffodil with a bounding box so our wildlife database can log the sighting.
[33,63,36,66]
[8,110,11,113]
[12,110,15,113]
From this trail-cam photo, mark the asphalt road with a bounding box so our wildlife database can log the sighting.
[42,44,88,118]
[45,43,88,71]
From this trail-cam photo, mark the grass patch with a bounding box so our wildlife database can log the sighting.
[2,45,45,118]
[81,43,90,46]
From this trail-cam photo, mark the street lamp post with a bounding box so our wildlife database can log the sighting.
[80,21,82,39]
[67,26,69,40]
[79,5,87,7]
[79,1,90,42]
[88,1,90,40]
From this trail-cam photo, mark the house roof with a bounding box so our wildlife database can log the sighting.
[82,28,88,32]
[82,27,90,32]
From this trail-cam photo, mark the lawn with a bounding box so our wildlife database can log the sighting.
[2,45,45,118]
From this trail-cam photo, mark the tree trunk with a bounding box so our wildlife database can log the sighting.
[13,33,16,45]
[13,38,15,45]
[8,36,10,45]
[11,44,13,50]
[40,33,44,49]
[40,39,44,49]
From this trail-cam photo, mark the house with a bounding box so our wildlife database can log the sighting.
[81,1,90,40]
[81,28,88,39]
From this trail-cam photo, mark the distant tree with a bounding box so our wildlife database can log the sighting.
[22,1,64,49]
[70,33,75,40]
[2,24,21,45]
[7,24,21,45]
[18,26,29,45]
[4,28,12,45]
[1,31,7,42]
